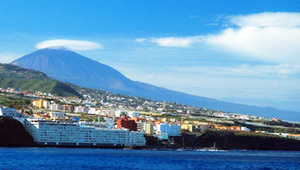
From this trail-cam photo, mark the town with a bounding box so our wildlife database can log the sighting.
[1,87,300,148]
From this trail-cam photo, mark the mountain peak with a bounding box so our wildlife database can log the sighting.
[39,46,71,51]
[11,48,132,93]
[11,48,300,121]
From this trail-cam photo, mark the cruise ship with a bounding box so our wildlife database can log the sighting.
[24,118,146,147]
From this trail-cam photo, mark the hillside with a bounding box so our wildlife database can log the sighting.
[0,63,81,97]
[11,47,300,121]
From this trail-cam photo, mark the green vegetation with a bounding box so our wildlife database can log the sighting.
[0,116,34,146]
[236,121,300,134]
[0,78,80,97]
[0,64,48,80]
[79,114,94,121]
[264,120,300,128]
[0,63,81,97]
[0,93,31,109]
[182,117,207,122]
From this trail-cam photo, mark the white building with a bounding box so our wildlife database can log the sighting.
[24,118,146,147]
[104,117,114,128]
[157,108,163,111]
[88,108,101,115]
[49,104,62,111]
[115,110,127,117]
[49,112,66,119]
[74,106,89,113]
[128,111,139,118]
[43,100,50,109]
[241,126,250,131]
[0,107,19,117]
[143,122,154,136]
[156,123,181,136]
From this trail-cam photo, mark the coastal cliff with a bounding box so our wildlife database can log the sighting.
[0,117,34,146]
[172,131,300,151]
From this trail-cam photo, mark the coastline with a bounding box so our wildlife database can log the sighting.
[1,144,300,152]
[1,117,300,151]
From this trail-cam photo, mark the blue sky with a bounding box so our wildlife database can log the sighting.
[0,0,299,111]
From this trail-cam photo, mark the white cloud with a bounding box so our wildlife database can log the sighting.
[0,53,21,63]
[114,63,300,110]
[151,37,197,47]
[135,38,147,43]
[137,12,300,64]
[35,39,102,51]
[122,12,300,111]
[205,12,300,64]
[169,64,300,78]
[206,27,300,64]
[229,12,300,27]
[135,36,202,48]
[229,64,300,78]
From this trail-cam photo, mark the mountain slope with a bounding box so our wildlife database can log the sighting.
[12,47,135,93]
[11,47,300,121]
[0,63,81,97]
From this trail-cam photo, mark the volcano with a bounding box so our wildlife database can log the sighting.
[11,47,300,121]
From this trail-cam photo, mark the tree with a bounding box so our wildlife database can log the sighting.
[29,109,33,115]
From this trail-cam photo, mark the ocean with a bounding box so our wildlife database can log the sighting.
[0,147,299,170]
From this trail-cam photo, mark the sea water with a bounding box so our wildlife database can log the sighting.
[0,147,299,170]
